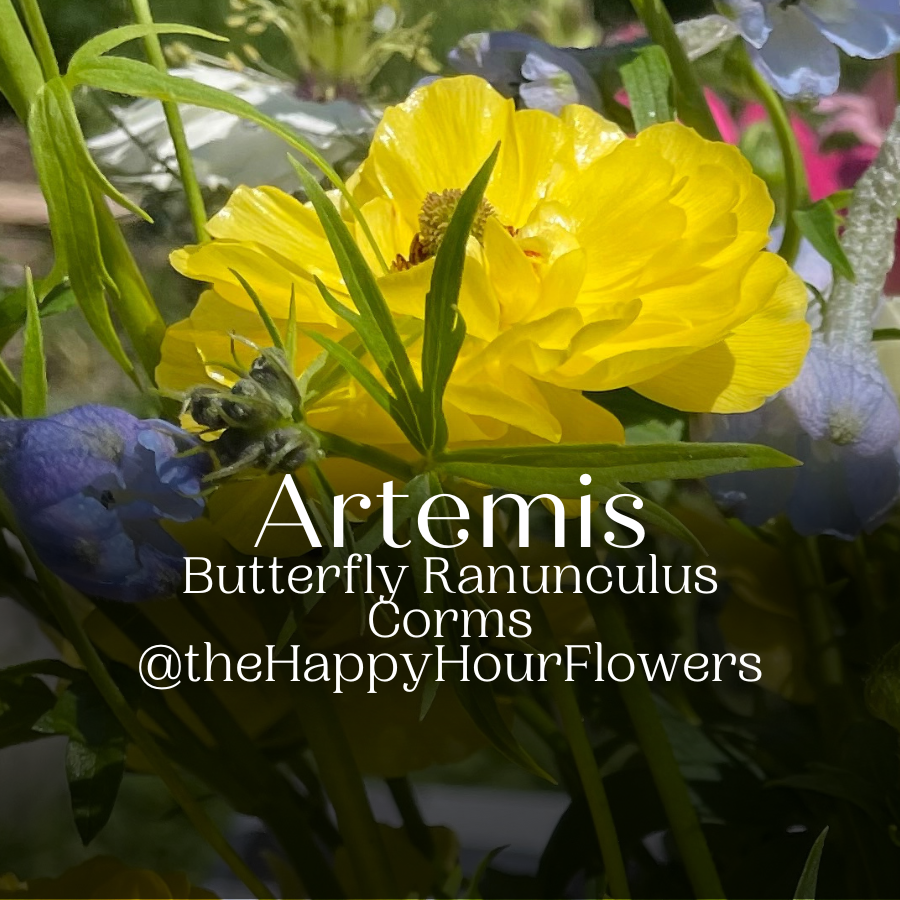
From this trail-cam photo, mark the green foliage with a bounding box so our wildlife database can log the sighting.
[794,199,856,282]
[620,45,674,131]
[21,269,48,418]
[34,678,127,846]
[794,827,828,900]
[420,146,498,451]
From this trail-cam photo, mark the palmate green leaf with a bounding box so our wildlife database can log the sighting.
[306,330,395,417]
[21,268,47,418]
[68,23,226,72]
[66,54,387,271]
[436,441,797,481]
[794,200,855,282]
[620,45,675,131]
[28,79,134,377]
[421,145,499,452]
[408,473,553,782]
[794,827,828,900]
[34,679,126,846]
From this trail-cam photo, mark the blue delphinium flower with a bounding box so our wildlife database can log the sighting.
[447,31,602,112]
[0,405,210,602]
[718,0,900,99]
[698,107,900,538]
[695,341,900,538]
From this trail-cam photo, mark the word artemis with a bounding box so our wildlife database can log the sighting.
[255,474,647,549]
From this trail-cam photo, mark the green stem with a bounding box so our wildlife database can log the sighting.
[16,0,59,80]
[128,0,208,242]
[290,644,398,899]
[0,0,44,119]
[527,602,631,899]
[586,591,725,900]
[386,777,434,859]
[792,537,855,737]
[317,430,416,481]
[95,198,166,378]
[627,0,721,141]
[746,60,808,266]
[0,524,274,898]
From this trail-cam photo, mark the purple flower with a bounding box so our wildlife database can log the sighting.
[719,0,900,99]
[695,341,900,539]
[0,405,210,602]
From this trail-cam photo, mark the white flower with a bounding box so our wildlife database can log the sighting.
[88,61,379,193]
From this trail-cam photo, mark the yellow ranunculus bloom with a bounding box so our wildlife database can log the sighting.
[0,857,216,899]
[159,75,809,461]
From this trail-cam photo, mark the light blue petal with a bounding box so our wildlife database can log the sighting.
[801,0,900,59]
[752,5,840,98]
[717,0,772,48]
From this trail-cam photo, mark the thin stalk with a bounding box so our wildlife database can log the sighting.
[387,777,434,859]
[627,0,721,141]
[0,0,44,118]
[586,590,725,900]
[289,642,398,898]
[527,601,631,899]
[94,198,166,378]
[16,0,59,80]
[128,0,208,242]
[792,537,856,737]
[0,514,273,899]
[747,60,808,266]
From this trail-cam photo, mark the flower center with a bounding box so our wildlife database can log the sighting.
[827,408,864,446]
[393,189,495,270]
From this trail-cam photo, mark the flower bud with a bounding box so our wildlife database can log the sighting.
[221,377,288,427]
[249,348,301,409]
[262,426,320,472]
[188,386,229,430]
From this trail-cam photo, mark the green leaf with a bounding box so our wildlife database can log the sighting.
[68,23,225,72]
[0,671,56,750]
[794,200,855,282]
[435,441,797,482]
[0,273,73,352]
[68,54,387,271]
[290,162,423,445]
[794,827,828,900]
[620,45,674,131]
[34,679,127,845]
[466,846,508,900]
[407,473,554,781]
[873,328,900,342]
[21,268,47,418]
[0,356,22,415]
[421,146,498,451]
[230,269,285,352]
[28,79,134,377]
[305,330,395,418]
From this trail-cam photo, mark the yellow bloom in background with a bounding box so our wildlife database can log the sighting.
[0,857,216,899]
[159,74,809,487]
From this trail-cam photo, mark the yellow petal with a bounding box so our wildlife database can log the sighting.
[633,253,810,412]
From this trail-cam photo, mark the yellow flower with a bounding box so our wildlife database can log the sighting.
[0,857,216,899]
[159,75,808,467]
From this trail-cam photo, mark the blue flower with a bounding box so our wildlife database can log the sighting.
[0,405,210,602]
[695,341,900,538]
[447,31,602,112]
[719,0,900,99]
